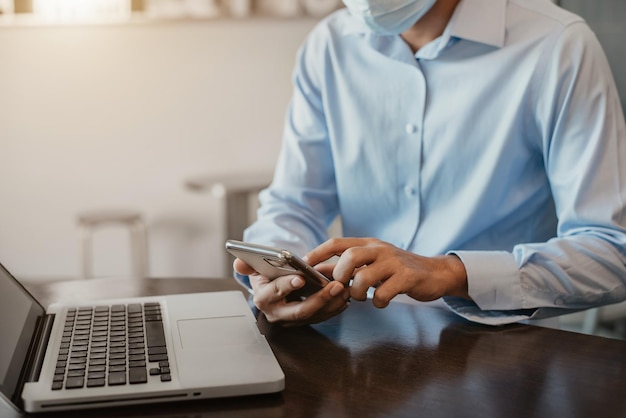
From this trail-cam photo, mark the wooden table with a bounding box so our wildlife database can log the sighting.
[11,277,626,418]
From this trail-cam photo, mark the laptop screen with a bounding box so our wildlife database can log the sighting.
[0,263,45,404]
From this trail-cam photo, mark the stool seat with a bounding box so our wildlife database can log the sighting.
[78,210,143,225]
[77,209,148,280]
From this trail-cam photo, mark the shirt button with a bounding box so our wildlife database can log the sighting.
[405,123,418,134]
[404,185,416,196]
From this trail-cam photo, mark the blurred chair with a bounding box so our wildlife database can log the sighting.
[185,170,343,277]
[560,302,626,340]
[585,303,626,338]
[77,209,149,279]
[185,171,273,277]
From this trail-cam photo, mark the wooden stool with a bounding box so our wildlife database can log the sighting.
[77,210,148,279]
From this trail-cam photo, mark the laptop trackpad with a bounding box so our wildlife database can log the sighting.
[177,316,258,350]
[175,316,267,388]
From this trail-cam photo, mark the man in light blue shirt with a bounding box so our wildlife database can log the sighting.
[235,0,626,326]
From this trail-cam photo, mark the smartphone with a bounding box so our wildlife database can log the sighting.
[225,239,333,297]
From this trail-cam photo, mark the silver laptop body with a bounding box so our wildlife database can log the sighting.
[0,262,284,413]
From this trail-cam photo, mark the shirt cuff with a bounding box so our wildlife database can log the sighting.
[448,250,522,311]
[442,297,537,325]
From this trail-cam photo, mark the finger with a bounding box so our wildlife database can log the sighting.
[286,299,351,327]
[247,273,271,294]
[305,237,372,266]
[345,262,386,301]
[349,269,372,301]
[233,258,256,276]
[251,274,306,308]
[272,284,351,326]
[370,275,413,308]
[332,246,380,283]
[371,283,398,308]
[314,262,335,278]
[278,281,346,323]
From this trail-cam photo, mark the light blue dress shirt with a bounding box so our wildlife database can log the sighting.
[243,0,626,325]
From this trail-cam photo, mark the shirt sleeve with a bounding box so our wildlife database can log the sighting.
[243,28,340,257]
[446,22,626,325]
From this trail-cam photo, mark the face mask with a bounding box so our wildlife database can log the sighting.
[342,0,437,35]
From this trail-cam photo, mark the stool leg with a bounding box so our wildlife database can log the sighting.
[80,225,93,279]
[130,220,149,279]
[222,191,253,277]
[582,308,600,335]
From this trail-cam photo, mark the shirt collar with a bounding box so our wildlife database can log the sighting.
[450,0,506,48]
[341,0,507,49]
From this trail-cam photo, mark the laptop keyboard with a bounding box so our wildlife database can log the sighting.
[51,302,171,390]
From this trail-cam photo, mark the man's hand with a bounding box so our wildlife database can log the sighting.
[305,238,470,308]
[233,258,351,327]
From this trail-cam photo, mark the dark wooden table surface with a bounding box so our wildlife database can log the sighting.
[11,277,626,418]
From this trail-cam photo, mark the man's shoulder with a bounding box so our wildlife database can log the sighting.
[297,8,361,61]
[306,8,361,43]
[503,0,593,51]
[509,0,584,29]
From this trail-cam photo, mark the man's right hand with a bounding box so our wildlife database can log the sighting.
[233,258,350,327]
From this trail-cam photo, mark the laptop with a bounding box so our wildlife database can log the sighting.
[0,262,284,413]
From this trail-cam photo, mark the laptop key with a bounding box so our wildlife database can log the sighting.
[145,321,166,348]
[109,353,126,360]
[129,354,145,362]
[128,303,142,314]
[109,359,126,366]
[65,377,84,389]
[129,367,147,384]
[67,370,86,377]
[108,372,126,385]
[148,347,167,355]
[148,354,168,362]
[87,378,106,388]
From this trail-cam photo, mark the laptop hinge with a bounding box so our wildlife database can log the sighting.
[12,313,55,406]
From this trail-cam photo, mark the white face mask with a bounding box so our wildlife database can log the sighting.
[342,0,437,35]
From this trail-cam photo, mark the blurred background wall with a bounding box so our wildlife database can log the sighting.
[0,18,317,280]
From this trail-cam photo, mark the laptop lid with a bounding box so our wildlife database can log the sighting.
[0,263,46,412]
